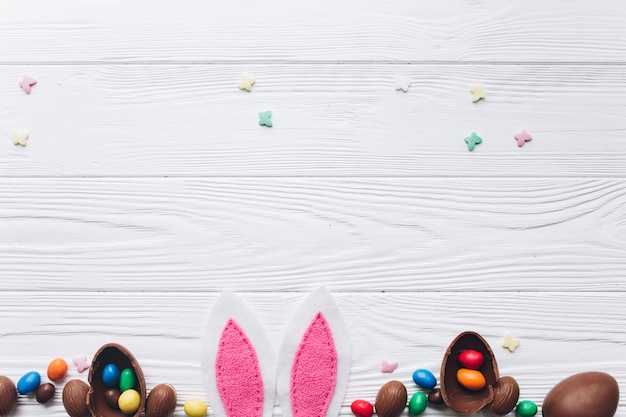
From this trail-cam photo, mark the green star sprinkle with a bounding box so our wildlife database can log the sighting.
[259,111,272,127]
[464,132,482,151]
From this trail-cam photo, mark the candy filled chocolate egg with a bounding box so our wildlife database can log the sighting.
[440,331,499,414]
[87,343,146,417]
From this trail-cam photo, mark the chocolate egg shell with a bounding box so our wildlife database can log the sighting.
[87,343,146,417]
[0,376,18,417]
[440,331,499,414]
[145,384,177,417]
[487,376,519,416]
[63,379,91,417]
[542,371,619,417]
[375,380,407,417]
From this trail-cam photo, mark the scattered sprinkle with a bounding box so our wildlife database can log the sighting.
[514,129,533,147]
[380,359,398,373]
[394,76,411,92]
[470,84,485,102]
[258,111,273,127]
[73,355,90,373]
[502,334,520,352]
[11,130,29,146]
[464,132,482,151]
[238,73,256,92]
[19,75,37,94]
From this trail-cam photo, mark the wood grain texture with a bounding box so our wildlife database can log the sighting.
[0,178,623,292]
[1,0,626,63]
[1,291,625,417]
[1,64,625,177]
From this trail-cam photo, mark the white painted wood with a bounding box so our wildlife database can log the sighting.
[0,178,623,292]
[1,0,626,63]
[1,1,626,416]
[1,64,625,177]
[1,291,625,417]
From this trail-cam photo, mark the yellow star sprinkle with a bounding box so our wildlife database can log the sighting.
[502,333,520,352]
[238,73,256,92]
[470,84,485,102]
[11,129,29,146]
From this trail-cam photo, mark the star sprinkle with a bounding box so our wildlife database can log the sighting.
[11,130,29,146]
[464,132,482,151]
[380,360,398,373]
[19,75,37,94]
[259,111,272,127]
[470,84,485,102]
[502,334,520,352]
[238,73,256,92]
[73,355,90,373]
[514,129,533,147]
[394,76,411,92]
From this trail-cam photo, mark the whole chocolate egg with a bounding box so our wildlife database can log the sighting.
[440,331,499,414]
[542,372,619,417]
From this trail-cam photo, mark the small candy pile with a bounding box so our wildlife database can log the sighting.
[101,364,141,414]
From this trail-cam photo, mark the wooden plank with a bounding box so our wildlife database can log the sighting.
[1,64,625,177]
[1,0,626,63]
[0,291,625,416]
[0,178,623,292]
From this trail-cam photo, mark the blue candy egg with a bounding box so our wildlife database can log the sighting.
[102,363,121,387]
[17,371,41,394]
[412,368,437,389]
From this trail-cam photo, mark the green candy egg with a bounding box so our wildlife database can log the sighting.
[516,400,538,417]
[408,392,428,416]
[119,368,137,392]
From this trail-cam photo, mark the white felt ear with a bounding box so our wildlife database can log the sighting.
[277,287,352,417]
[201,292,276,417]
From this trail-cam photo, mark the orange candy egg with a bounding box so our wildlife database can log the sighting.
[456,368,486,391]
[47,358,68,381]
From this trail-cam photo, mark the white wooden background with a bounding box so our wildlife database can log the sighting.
[1,1,625,417]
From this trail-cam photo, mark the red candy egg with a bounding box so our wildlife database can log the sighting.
[458,349,484,370]
[351,399,374,417]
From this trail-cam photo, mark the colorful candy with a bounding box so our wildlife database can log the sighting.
[458,350,484,370]
[412,369,437,390]
[408,392,427,416]
[118,389,141,414]
[119,368,137,392]
[350,399,374,417]
[104,388,121,409]
[456,368,486,391]
[17,371,41,395]
[47,358,69,381]
[184,399,208,417]
[102,364,121,388]
[516,400,538,417]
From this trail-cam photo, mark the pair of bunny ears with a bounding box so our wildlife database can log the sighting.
[201,288,351,417]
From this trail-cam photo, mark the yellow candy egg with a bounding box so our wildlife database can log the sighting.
[118,389,141,414]
[184,399,208,417]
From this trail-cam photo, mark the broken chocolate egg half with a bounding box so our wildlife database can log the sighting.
[440,331,499,414]
[87,343,146,417]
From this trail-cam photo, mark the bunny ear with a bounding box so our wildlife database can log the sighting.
[277,288,351,417]
[202,292,276,417]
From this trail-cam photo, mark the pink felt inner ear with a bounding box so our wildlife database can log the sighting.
[291,312,338,417]
[216,318,264,417]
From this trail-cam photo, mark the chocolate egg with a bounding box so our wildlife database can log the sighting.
[440,331,499,414]
[36,382,56,404]
[145,384,177,417]
[0,376,17,417]
[87,343,146,417]
[375,380,407,417]
[542,372,619,417]
[63,379,91,417]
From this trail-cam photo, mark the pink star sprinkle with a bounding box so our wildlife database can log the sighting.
[73,355,90,373]
[19,75,37,94]
[514,129,532,147]
[380,359,398,373]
